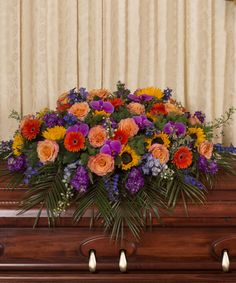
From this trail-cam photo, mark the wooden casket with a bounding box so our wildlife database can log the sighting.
[0,167,236,282]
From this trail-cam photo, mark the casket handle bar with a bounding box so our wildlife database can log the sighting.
[222,250,230,272]
[88,249,96,273]
[119,249,127,272]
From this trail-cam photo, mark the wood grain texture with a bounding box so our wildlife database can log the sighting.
[0,166,236,281]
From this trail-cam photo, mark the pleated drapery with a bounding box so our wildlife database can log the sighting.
[0,0,235,144]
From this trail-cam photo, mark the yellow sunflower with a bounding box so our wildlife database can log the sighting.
[119,145,140,170]
[42,126,66,141]
[12,133,24,156]
[145,132,170,149]
[93,110,111,117]
[135,87,164,100]
[188,127,206,147]
[36,108,50,120]
[146,112,158,122]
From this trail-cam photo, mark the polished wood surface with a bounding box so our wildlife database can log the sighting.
[0,167,236,282]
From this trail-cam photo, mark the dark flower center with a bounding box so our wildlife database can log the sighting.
[121,152,133,164]
[179,153,185,160]
[152,137,163,145]
[31,127,35,132]
[73,139,78,145]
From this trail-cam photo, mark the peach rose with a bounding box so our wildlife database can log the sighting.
[149,144,169,164]
[198,140,213,159]
[188,116,201,126]
[88,125,107,148]
[37,140,59,164]
[127,102,145,115]
[165,102,183,115]
[87,88,109,101]
[56,92,71,112]
[88,153,114,176]
[118,118,139,138]
[68,102,90,121]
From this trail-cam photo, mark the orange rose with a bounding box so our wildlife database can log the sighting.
[198,141,213,159]
[56,92,71,112]
[88,125,107,148]
[127,102,145,115]
[118,118,139,138]
[37,140,59,164]
[149,144,169,164]
[188,116,201,126]
[87,88,109,101]
[68,102,90,121]
[165,102,183,115]
[88,153,114,176]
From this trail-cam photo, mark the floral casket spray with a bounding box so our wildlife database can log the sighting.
[0,82,236,241]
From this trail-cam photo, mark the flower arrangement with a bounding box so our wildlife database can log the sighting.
[0,82,236,240]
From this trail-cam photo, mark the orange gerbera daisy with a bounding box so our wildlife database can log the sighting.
[112,129,129,145]
[108,98,124,109]
[21,119,40,140]
[150,103,167,116]
[173,146,193,169]
[64,132,85,152]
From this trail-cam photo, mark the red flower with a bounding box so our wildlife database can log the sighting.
[173,146,192,169]
[21,119,40,140]
[112,129,129,145]
[108,98,124,109]
[64,132,85,152]
[150,103,167,116]
[56,92,71,112]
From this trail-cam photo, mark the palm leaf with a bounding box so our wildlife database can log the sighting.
[19,163,67,227]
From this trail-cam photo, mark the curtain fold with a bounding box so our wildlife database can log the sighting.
[0,0,235,144]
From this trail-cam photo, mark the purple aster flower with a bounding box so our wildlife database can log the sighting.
[214,143,236,154]
[7,155,27,172]
[184,112,191,119]
[100,140,122,156]
[128,93,153,102]
[103,174,119,202]
[163,121,186,136]
[70,166,89,193]
[208,160,218,174]
[68,88,81,104]
[198,156,218,174]
[142,154,166,176]
[110,118,118,129]
[163,87,172,101]
[184,175,204,190]
[79,87,88,100]
[194,111,206,123]
[90,100,114,113]
[125,168,144,194]
[163,121,175,135]
[43,113,63,128]
[63,113,78,126]
[23,164,41,184]
[0,140,13,154]
[66,123,89,136]
[133,115,153,129]
[175,122,186,136]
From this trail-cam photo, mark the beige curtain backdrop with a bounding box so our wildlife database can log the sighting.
[0,0,235,144]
